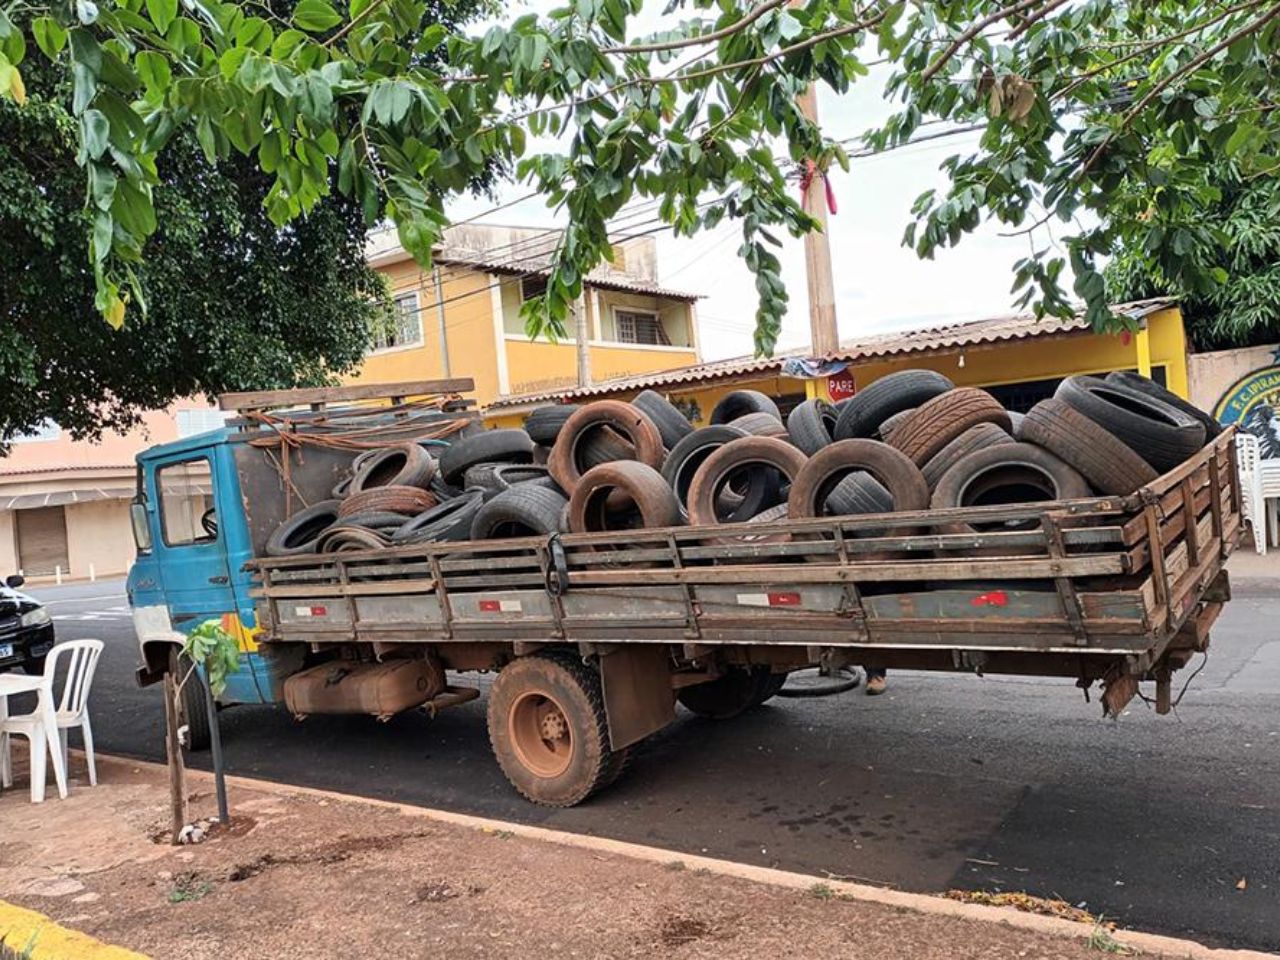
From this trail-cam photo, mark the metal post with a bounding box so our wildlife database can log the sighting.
[202,672,230,825]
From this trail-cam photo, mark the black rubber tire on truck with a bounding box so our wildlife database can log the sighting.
[1105,370,1222,439]
[348,442,436,494]
[1019,398,1158,495]
[786,398,838,454]
[265,499,342,556]
[632,390,693,448]
[710,390,781,424]
[833,369,955,440]
[920,422,1016,490]
[729,412,788,437]
[169,646,211,752]
[439,429,535,485]
[392,490,484,543]
[1055,375,1206,473]
[888,388,1012,466]
[523,405,578,446]
[470,484,568,540]
[487,650,624,807]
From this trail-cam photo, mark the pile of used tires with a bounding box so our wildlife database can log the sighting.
[265,369,1220,556]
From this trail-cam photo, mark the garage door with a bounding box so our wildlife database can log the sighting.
[16,506,69,576]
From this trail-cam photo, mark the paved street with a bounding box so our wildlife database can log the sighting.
[20,574,1280,952]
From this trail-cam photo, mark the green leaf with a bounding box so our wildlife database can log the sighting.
[145,0,177,34]
[294,0,343,33]
[81,108,110,158]
[195,115,217,161]
[71,61,96,114]
[91,210,113,262]
[134,50,171,96]
[32,17,68,59]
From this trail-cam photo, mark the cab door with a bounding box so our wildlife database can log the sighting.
[147,453,233,628]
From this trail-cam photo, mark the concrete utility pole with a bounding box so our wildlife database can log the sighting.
[574,295,592,387]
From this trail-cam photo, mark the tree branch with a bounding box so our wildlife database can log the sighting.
[601,0,788,56]
[921,0,1046,82]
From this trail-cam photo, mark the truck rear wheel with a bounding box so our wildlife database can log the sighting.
[487,651,620,807]
[168,647,212,752]
[677,666,776,719]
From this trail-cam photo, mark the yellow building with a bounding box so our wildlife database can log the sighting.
[356,224,701,405]
[486,298,1190,427]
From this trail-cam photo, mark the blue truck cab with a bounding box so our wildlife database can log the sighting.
[127,425,290,709]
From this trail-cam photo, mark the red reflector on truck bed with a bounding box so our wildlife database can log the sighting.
[736,592,802,607]
[478,599,522,613]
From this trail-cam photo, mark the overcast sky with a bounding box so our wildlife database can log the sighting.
[445,4,1047,362]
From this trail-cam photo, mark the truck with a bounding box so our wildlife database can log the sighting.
[127,379,1243,806]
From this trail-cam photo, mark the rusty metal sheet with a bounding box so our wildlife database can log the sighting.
[598,645,677,751]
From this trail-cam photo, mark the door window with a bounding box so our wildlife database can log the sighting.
[157,459,216,545]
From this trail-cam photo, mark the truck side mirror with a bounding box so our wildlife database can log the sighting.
[130,500,153,552]
[5,574,24,589]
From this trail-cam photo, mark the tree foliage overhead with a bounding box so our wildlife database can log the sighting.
[1107,164,1280,353]
[1,0,1278,366]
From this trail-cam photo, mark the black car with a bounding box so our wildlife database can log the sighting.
[0,575,55,675]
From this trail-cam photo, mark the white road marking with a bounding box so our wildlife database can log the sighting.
[44,593,128,606]
[53,605,132,622]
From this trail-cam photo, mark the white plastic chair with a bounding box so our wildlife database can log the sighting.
[1236,434,1266,555]
[0,639,104,801]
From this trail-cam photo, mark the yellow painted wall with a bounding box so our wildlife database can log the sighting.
[348,261,502,405]
[504,339,698,399]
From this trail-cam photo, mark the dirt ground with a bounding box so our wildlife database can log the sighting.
[0,755,1197,960]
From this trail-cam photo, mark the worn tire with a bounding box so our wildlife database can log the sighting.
[548,401,664,497]
[264,499,341,556]
[464,463,556,497]
[824,471,894,516]
[338,485,437,518]
[632,390,693,448]
[921,423,1017,491]
[336,510,412,531]
[1056,376,1205,473]
[316,524,391,552]
[487,650,622,806]
[833,370,955,440]
[788,440,929,518]
[523,405,578,446]
[348,443,436,494]
[888,388,1012,466]
[169,647,211,752]
[662,426,770,516]
[787,399,838,455]
[687,436,807,528]
[471,484,569,540]
[875,407,916,443]
[568,461,682,535]
[1007,410,1026,438]
[729,411,788,437]
[677,666,773,719]
[931,442,1092,539]
[439,429,535,485]
[1020,398,1157,495]
[1106,371,1221,439]
[710,390,781,424]
[392,490,484,543]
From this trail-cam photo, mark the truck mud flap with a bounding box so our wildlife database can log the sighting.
[598,645,676,751]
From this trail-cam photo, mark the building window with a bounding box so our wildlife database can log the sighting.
[615,310,670,346]
[371,292,422,351]
[520,275,548,302]
[12,419,61,443]
[176,409,230,438]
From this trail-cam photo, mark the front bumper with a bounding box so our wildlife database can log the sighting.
[0,622,55,671]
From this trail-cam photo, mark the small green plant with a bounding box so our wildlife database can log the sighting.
[809,883,835,901]
[1086,924,1135,955]
[168,872,213,904]
[664,860,686,872]
[182,620,240,698]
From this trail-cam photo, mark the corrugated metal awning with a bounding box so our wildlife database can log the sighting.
[0,487,136,511]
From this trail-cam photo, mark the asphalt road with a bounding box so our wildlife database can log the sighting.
[21,575,1280,951]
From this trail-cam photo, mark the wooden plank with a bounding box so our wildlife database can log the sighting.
[219,378,476,410]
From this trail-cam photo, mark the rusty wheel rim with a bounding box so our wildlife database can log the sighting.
[509,690,573,778]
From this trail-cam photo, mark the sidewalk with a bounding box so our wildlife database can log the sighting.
[1,755,1273,960]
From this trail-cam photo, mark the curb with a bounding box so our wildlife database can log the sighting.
[99,753,1275,960]
[0,899,148,960]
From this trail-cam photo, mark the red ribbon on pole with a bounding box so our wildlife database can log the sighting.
[799,159,838,215]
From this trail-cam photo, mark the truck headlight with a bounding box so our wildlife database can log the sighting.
[20,607,51,627]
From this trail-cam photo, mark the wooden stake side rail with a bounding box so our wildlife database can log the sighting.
[250,430,1242,666]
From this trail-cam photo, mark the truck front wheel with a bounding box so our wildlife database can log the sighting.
[487,651,621,807]
[168,647,212,752]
